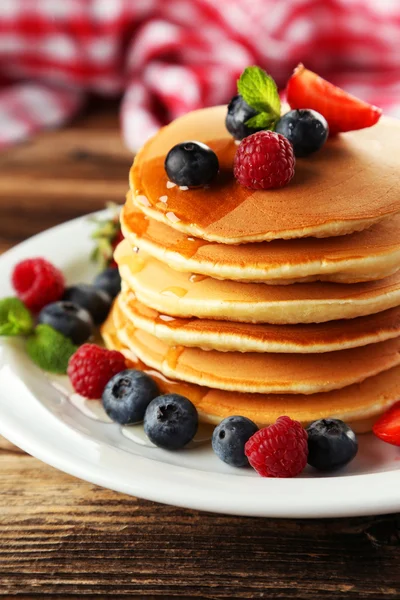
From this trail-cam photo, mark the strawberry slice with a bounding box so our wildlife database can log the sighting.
[372,402,400,446]
[286,64,382,135]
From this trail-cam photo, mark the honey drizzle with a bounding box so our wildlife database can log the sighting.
[165,211,181,223]
[189,273,208,283]
[137,137,254,229]
[154,313,193,330]
[135,194,151,207]
[156,314,177,322]
[128,254,145,273]
[161,286,188,298]
[165,345,184,369]
[123,202,210,260]
[167,236,209,259]
[123,347,208,405]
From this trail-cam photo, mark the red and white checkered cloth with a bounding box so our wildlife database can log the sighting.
[1,0,400,151]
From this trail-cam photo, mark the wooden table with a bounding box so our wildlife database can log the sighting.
[0,103,399,599]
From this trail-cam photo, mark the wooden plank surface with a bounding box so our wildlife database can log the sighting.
[0,101,131,249]
[0,102,399,599]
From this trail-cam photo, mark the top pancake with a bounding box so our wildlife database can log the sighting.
[122,199,400,284]
[130,106,400,244]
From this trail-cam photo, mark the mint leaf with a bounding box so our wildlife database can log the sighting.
[0,297,34,336]
[26,324,77,374]
[238,66,280,120]
[245,112,278,129]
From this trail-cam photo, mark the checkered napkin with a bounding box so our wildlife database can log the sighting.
[1,0,399,151]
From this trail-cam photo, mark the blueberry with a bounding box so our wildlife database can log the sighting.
[63,284,112,325]
[94,267,121,299]
[225,95,263,140]
[212,416,258,467]
[144,393,198,450]
[307,418,358,472]
[275,109,329,157]
[38,301,93,345]
[102,369,159,424]
[164,141,219,187]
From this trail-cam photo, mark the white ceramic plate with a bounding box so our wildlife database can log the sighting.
[0,212,399,518]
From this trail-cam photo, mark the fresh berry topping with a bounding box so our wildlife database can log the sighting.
[230,66,281,136]
[38,301,93,345]
[275,109,329,157]
[12,258,65,313]
[307,419,358,471]
[102,369,159,424]
[373,402,400,446]
[245,416,308,478]
[68,343,126,399]
[286,64,382,135]
[27,324,77,374]
[225,95,262,140]
[164,142,219,187]
[94,267,121,299]
[212,416,258,467]
[63,284,112,325]
[234,131,295,190]
[144,393,198,450]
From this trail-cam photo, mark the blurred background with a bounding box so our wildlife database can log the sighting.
[0,0,400,152]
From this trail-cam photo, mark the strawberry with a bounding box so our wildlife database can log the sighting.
[286,64,382,135]
[372,402,400,446]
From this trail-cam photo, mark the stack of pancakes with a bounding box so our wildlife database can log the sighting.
[102,106,400,433]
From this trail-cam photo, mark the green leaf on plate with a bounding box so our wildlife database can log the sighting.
[26,324,78,374]
[0,297,34,336]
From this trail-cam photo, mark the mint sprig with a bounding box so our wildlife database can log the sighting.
[0,298,34,336]
[237,66,281,129]
[90,203,121,270]
[26,324,77,374]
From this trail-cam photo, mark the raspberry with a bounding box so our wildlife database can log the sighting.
[12,258,65,313]
[245,416,308,478]
[234,130,295,190]
[67,344,127,399]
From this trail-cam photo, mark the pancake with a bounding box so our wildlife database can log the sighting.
[122,200,400,284]
[102,310,400,433]
[130,106,400,243]
[118,290,400,353]
[111,302,400,394]
[115,240,400,324]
